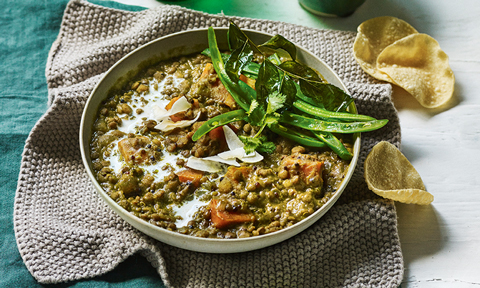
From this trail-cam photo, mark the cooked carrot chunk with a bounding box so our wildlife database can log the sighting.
[280,154,324,183]
[176,168,204,188]
[208,126,225,142]
[165,96,181,110]
[210,199,254,229]
[239,74,256,89]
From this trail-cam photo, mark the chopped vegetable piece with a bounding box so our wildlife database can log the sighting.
[176,169,204,188]
[118,136,151,165]
[210,199,255,229]
[239,74,256,89]
[280,154,324,184]
[208,126,227,149]
[165,96,182,111]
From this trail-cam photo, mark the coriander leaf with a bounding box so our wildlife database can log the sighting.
[266,91,286,114]
[257,141,276,154]
[264,114,280,126]
[238,135,276,154]
[247,100,259,116]
[238,135,262,154]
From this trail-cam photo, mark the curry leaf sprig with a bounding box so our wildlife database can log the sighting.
[192,22,389,160]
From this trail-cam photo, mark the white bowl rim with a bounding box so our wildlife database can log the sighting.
[79,27,360,253]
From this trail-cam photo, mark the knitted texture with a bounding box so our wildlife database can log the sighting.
[14,0,404,287]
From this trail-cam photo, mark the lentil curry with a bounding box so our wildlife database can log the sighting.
[90,52,352,239]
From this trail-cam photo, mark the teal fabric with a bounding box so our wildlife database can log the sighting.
[0,1,166,287]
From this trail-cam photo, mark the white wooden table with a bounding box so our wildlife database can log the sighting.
[114,0,480,286]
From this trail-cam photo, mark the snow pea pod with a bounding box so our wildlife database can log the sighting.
[281,112,388,133]
[268,124,326,148]
[192,109,248,141]
[312,131,353,160]
[293,99,376,122]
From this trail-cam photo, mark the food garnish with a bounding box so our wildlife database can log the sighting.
[151,96,201,132]
[353,16,454,108]
[193,22,389,160]
[185,126,263,172]
[364,141,433,205]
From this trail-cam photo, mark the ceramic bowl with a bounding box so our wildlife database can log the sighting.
[299,0,366,17]
[79,28,360,253]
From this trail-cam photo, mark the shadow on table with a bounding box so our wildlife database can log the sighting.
[395,203,446,284]
[391,82,462,119]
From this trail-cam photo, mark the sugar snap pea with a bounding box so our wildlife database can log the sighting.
[281,112,388,133]
[312,131,353,160]
[192,109,248,141]
[293,99,376,122]
[268,124,326,148]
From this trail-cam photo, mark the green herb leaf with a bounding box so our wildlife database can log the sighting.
[299,80,353,112]
[256,140,276,154]
[279,60,322,81]
[228,22,261,54]
[239,135,276,154]
[266,91,285,114]
[247,100,259,116]
[260,34,297,60]
[225,41,254,82]
[256,60,281,109]
[278,60,353,112]
[278,73,296,108]
[238,136,262,154]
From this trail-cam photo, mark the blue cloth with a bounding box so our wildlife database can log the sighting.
[0,1,166,286]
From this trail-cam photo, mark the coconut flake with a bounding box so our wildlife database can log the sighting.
[169,96,191,114]
[223,125,245,150]
[151,96,200,132]
[185,122,263,172]
[150,104,168,121]
[204,155,240,167]
[221,126,264,163]
[151,96,192,122]
[154,111,201,132]
[185,157,225,173]
[239,152,264,163]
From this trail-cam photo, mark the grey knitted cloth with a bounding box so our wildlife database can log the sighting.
[14,0,404,287]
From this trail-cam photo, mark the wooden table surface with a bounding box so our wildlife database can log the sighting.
[114,0,480,286]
